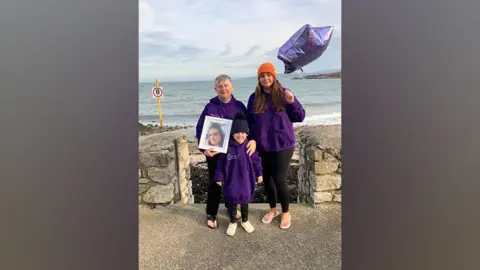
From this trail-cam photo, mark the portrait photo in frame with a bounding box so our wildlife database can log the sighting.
[198,116,233,154]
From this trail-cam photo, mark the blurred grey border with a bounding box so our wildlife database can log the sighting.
[1,0,480,269]
[343,0,480,269]
[0,0,139,269]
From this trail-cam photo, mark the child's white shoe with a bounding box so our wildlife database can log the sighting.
[241,221,255,233]
[226,223,237,236]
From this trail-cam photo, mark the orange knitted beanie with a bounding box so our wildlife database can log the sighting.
[257,62,277,79]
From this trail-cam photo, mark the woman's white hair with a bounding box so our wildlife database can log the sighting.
[214,74,232,87]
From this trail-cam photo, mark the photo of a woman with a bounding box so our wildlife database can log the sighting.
[198,116,233,154]
[205,122,225,148]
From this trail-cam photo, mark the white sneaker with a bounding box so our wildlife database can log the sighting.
[226,223,237,236]
[241,221,255,233]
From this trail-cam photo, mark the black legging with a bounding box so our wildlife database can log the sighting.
[226,203,248,223]
[205,155,227,216]
[260,148,294,213]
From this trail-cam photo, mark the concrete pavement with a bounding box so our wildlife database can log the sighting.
[139,203,341,270]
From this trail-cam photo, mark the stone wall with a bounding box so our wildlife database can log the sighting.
[190,156,300,204]
[138,126,341,208]
[297,125,342,205]
[138,132,193,208]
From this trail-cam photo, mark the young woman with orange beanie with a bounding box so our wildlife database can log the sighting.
[246,62,306,229]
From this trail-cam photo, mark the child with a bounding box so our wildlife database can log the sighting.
[215,112,263,236]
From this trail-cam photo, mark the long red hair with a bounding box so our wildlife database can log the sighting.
[254,80,285,114]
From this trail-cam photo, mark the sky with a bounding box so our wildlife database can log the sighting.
[139,0,341,82]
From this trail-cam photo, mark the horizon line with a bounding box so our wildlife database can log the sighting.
[139,68,342,84]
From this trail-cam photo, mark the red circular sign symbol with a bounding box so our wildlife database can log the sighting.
[152,87,163,98]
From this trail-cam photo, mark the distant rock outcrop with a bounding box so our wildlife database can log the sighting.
[293,71,341,80]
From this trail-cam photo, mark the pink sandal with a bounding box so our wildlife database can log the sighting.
[262,210,279,224]
[279,214,291,229]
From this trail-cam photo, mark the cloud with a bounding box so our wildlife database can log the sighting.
[244,46,261,56]
[139,0,341,82]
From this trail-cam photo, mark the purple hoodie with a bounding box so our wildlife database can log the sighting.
[246,87,305,153]
[195,95,248,152]
[215,139,263,204]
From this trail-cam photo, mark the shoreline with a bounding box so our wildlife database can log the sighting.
[138,122,341,137]
[138,122,341,158]
[138,123,195,136]
[138,121,341,165]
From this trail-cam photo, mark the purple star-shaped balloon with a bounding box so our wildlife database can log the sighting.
[277,24,335,74]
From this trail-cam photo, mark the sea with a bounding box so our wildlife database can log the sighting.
[139,77,341,127]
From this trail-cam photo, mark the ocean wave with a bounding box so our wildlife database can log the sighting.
[139,113,202,119]
[300,100,341,107]
[295,112,342,126]
[140,112,342,126]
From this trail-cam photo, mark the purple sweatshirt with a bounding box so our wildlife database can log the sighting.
[246,88,305,153]
[215,139,263,204]
[195,95,248,152]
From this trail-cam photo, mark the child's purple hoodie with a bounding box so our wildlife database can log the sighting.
[215,138,263,204]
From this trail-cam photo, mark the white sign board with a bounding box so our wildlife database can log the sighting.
[152,87,163,98]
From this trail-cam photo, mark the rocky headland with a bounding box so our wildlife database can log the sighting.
[293,71,341,80]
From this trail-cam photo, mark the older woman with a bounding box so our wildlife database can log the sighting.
[246,63,305,229]
[196,74,257,229]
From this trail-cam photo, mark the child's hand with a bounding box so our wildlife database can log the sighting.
[257,176,263,184]
[216,181,222,186]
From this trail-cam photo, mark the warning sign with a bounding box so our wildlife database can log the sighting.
[152,87,163,98]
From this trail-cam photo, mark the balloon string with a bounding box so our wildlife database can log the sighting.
[296,70,305,80]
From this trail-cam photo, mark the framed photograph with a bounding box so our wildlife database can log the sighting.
[198,116,233,153]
